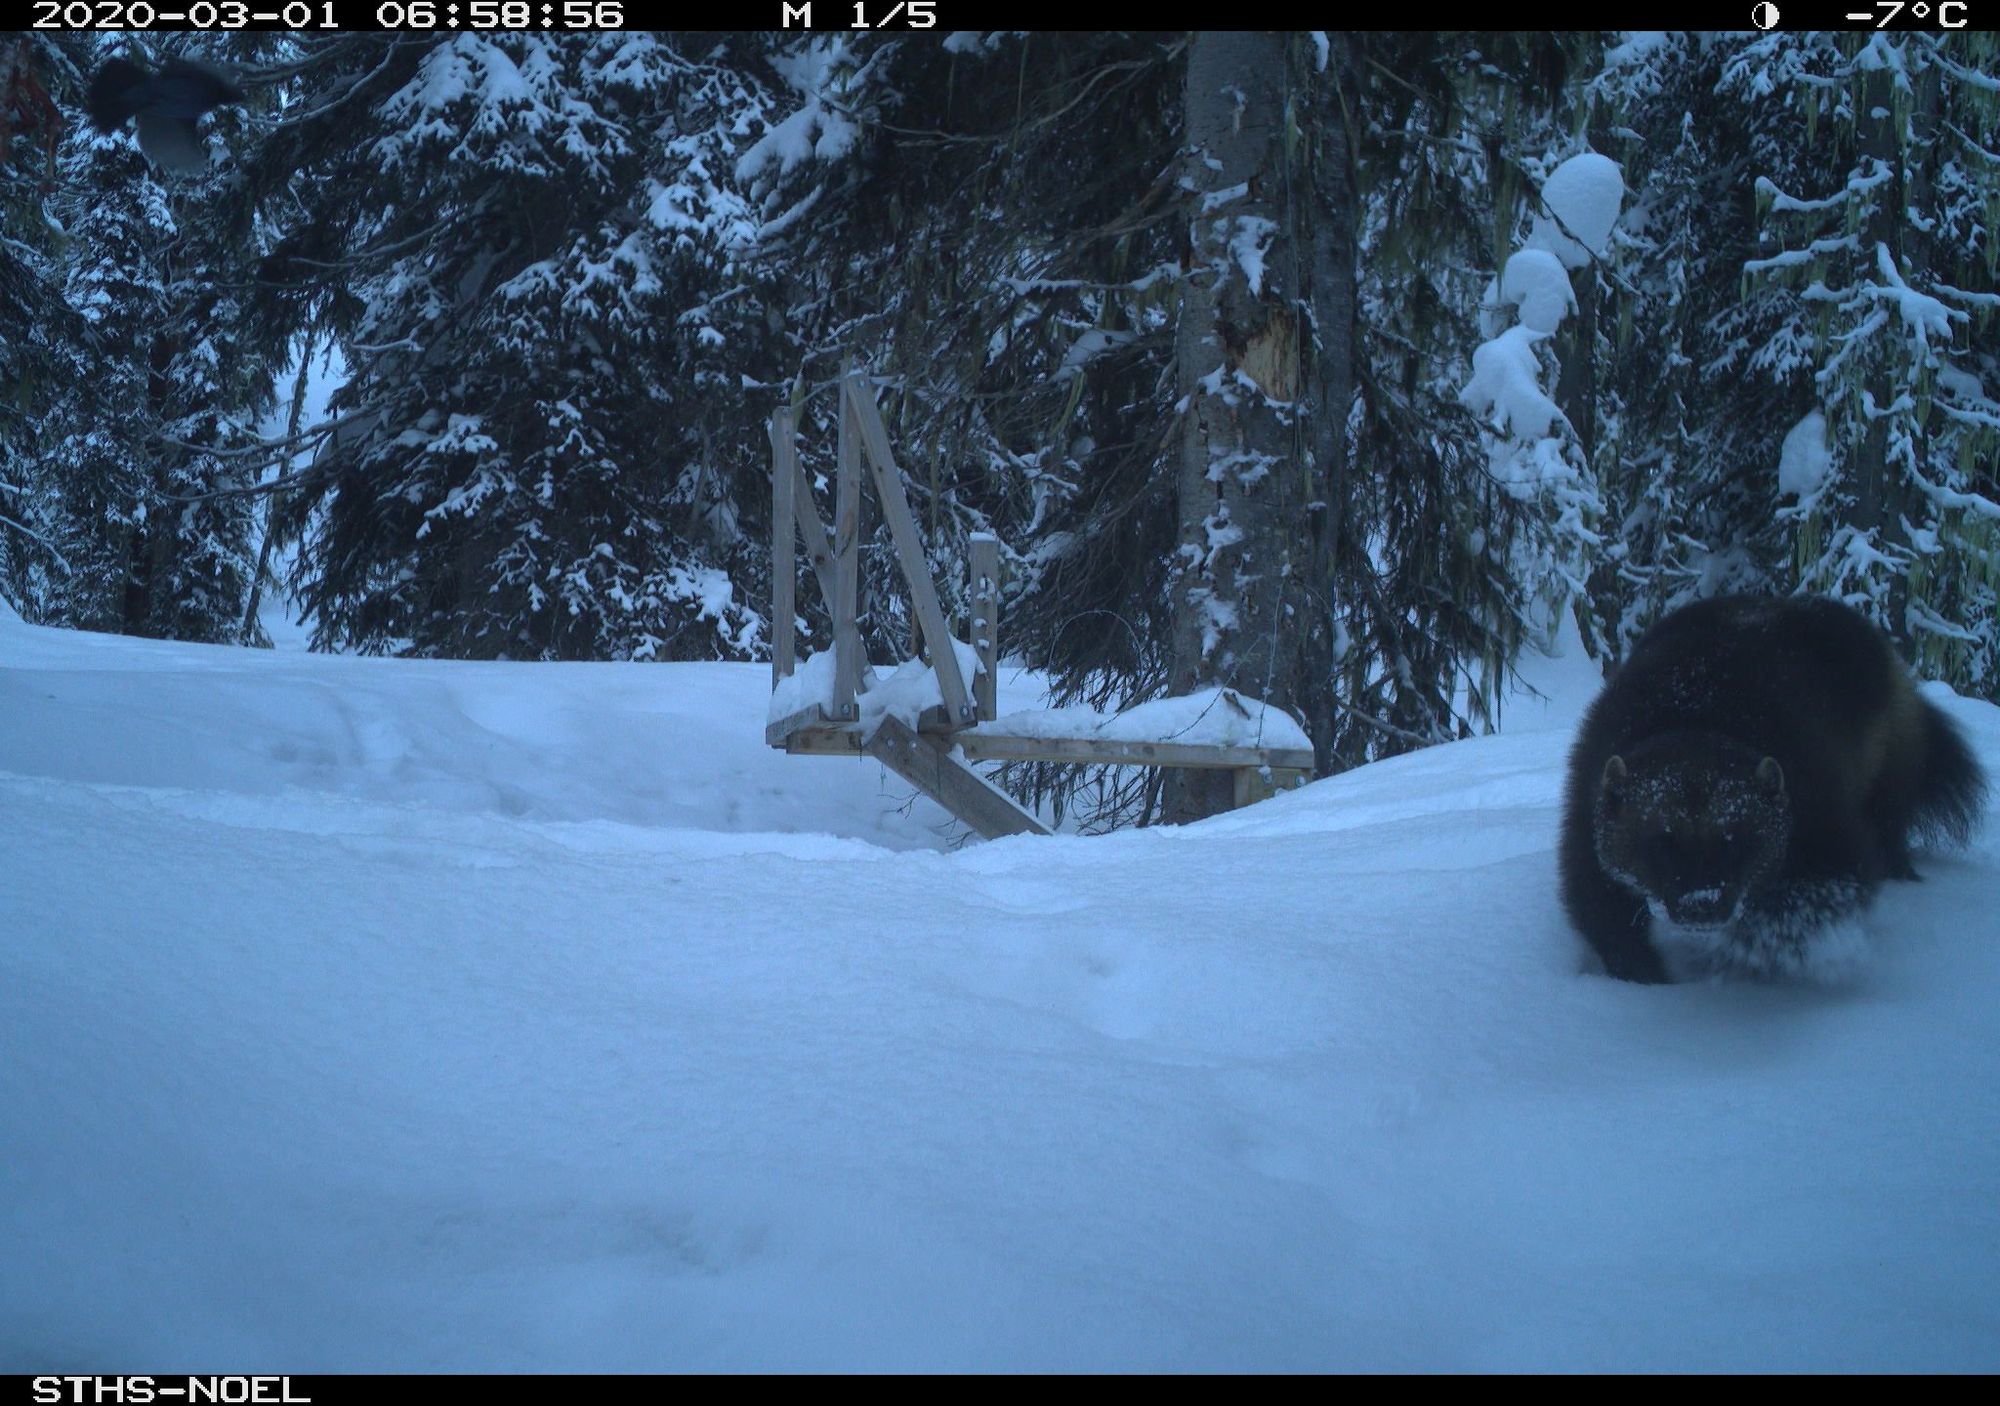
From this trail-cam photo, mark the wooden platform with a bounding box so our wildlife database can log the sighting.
[772,720,1309,772]
[768,704,1311,840]
[766,371,1315,841]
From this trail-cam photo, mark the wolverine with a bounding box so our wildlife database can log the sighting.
[1560,594,1987,982]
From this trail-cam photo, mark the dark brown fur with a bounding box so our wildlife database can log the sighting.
[1559,595,1987,982]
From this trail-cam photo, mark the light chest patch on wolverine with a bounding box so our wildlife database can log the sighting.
[1592,737,1791,931]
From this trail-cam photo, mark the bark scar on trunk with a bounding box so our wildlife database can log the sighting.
[1234,307,1298,402]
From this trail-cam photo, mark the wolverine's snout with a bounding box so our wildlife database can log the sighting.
[1667,887,1733,929]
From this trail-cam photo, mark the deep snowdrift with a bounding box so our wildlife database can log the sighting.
[2,601,1996,1371]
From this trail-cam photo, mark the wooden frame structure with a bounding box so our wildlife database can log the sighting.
[767,371,1312,839]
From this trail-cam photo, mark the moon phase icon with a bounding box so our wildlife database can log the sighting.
[1752,1,1780,27]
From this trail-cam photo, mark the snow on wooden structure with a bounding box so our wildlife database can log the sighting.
[767,371,1312,839]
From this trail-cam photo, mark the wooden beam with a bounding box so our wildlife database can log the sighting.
[862,714,1051,839]
[844,376,974,728]
[785,460,839,618]
[831,378,863,723]
[781,721,1311,775]
[954,732,1314,772]
[782,725,866,757]
[769,407,797,688]
[780,432,880,690]
[969,532,1000,722]
[781,410,880,694]
[788,728,1320,768]
[765,701,833,750]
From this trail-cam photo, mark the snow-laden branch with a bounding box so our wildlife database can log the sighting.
[1931,47,2000,95]
[0,513,72,571]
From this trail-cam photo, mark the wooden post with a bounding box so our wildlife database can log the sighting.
[1232,767,1263,811]
[832,376,863,722]
[969,532,1000,722]
[844,374,974,727]
[1231,765,1308,810]
[768,407,797,687]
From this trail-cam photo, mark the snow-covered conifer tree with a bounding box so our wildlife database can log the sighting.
[0,36,81,616]
[1729,30,2000,695]
[264,33,775,661]
[14,35,269,641]
[1459,151,1621,656]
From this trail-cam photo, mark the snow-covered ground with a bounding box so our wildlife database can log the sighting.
[3,598,1997,1371]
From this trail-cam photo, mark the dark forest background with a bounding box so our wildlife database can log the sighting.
[3,30,1996,825]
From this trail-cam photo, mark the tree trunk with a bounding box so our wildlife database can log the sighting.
[125,329,180,639]
[241,333,318,645]
[1299,34,1358,779]
[1165,32,1356,820]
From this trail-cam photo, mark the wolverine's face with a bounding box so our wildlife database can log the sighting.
[1593,738,1791,929]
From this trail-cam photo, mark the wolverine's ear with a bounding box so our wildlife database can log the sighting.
[1601,754,1628,811]
[1756,756,1785,795]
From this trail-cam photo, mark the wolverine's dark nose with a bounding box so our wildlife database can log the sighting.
[1669,890,1731,928]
